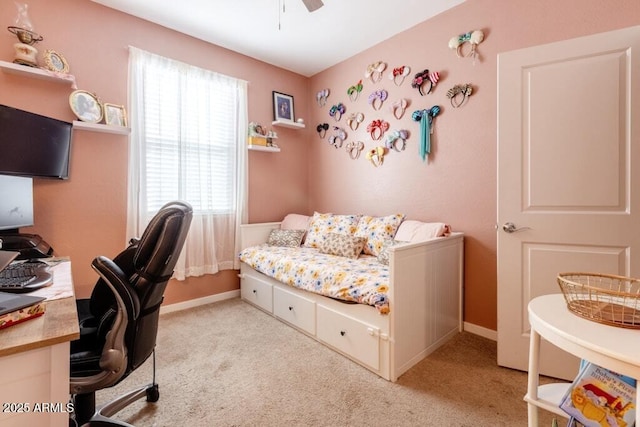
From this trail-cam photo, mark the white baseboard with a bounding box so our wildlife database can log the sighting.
[160,289,240,315]
[463,321,497,341]
[162,293,499,343]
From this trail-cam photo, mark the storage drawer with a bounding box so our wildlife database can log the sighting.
[316,305,380,370]
[240,273,273,313]
[273,286,316,335]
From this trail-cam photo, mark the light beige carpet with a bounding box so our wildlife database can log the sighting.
[96,298,560,426]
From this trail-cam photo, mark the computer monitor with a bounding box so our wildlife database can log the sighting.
[0,174,34,234]
[0,104,72,179]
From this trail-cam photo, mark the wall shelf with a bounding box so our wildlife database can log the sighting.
[73,120,130,135]
[248,145,280,153]
[0,59,76,86]
[272,120,305,129]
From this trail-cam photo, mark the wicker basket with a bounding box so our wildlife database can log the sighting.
[557,272,640,328]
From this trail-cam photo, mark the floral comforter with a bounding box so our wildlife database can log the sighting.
[238,244,390,314]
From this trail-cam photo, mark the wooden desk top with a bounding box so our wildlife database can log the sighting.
[0,260,79,357]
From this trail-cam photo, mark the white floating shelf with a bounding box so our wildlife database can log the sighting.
[272,120,305,129]
[73,120,130,135]
[248,145,280,152]
[0,59,76,86]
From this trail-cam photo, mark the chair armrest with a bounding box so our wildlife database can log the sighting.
[92,256,141,321]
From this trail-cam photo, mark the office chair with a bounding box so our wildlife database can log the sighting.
[69,201,193,427]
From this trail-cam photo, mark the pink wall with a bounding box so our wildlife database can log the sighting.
[0,0,638,331]
[0,0,309,299]
[308,0,640,330]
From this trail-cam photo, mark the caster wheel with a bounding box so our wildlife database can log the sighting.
[146,384,160,402]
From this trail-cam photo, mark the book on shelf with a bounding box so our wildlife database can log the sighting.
[560,360,636,427]
[0,300,46,330]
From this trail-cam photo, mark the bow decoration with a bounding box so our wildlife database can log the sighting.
[316,123,329,138]
[411,69,440,96]
[328,126,347,149]
[329,103,346,121]
[346,112,365,131]
[385,129,409,152]
[412,106,441,161]
[316,89,330,107]
[368,89,388,110]
[389,65,411,86]
[347,80,364,101]
[389,98,408,119]
[366,146,386,167]
[366,119,390,141]
[364,61,387,83]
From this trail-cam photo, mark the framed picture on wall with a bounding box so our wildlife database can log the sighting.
[103,103,127,127]
[69,90,103,123]
[273,91,295,122]
[43,49,69,73]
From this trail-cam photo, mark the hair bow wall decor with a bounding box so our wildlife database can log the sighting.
[366,119,390,141]
[449,30,484,62]
[385,129,409,152]
[368,89,388,111]
[446,84,473,108]
[389,98,409,120]
[328,126,347,149]
[366,146,386,167]
[411,69,440,96]
[365,61,387,84]
[389,65,411,86]
[316,123,329,138]
[329,103,346,121]
[347,80,363,102]
[316,89,330,107]
[412,106,441,161]
[345,141,365,160]
[346,112,364,131]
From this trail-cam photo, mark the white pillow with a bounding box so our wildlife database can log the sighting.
[281,213,311,230]
[394,221,450,242]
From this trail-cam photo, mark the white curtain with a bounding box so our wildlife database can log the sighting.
[127,47,248,280]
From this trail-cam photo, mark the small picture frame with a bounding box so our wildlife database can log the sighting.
[42,49,69,73]
[103,103,128,127]
[273,91,295,122]
[69,90,103,123]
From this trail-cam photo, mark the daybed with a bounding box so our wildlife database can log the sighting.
[238,213,464,382]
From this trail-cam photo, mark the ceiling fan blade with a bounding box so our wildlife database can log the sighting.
[302,0,324,12]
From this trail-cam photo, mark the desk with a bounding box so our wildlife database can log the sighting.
[526,294,640,426]
[0,260,79,427]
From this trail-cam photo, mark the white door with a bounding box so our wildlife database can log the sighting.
[497,26,640,380]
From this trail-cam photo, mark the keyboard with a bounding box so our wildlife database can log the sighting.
[0,262,53,293]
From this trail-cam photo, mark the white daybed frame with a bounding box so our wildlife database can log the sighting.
[239,222,464,382]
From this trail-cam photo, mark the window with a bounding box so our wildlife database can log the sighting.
[128,47,248,279]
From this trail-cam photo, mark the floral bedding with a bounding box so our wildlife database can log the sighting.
[238,244,391,314]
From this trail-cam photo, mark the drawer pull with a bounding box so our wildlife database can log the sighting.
[288,306,293,311]
[252,289,257,294]
[340,330,346,336]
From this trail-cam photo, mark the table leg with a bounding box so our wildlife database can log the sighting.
[527,328,541,427]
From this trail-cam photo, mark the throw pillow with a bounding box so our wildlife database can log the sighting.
[267,229,306,247]
[281,213,311,230]
[394,220,451,242]
[355,213,406,256]
[377,239,409,265]
[303,212,361,249]
[319,233,366,259]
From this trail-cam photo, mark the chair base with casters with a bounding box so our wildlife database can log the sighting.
[68,201,193,427]
[70,353,159,427]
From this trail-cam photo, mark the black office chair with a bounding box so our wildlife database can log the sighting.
[69,201,193,427]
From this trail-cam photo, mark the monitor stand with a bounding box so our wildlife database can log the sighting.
[0,232,54,260]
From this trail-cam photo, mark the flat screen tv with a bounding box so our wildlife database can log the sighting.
[0,104,72,179]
